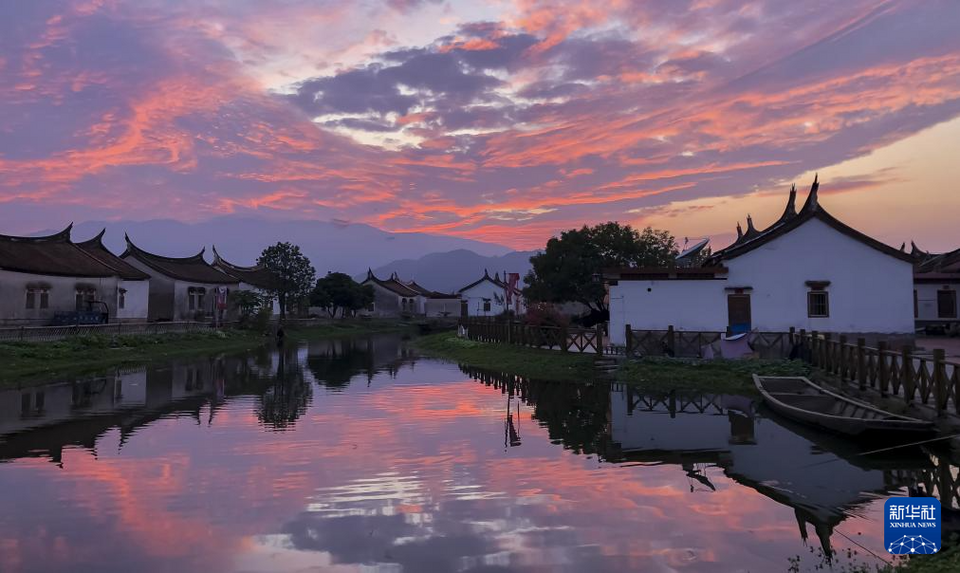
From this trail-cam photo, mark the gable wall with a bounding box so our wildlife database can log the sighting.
[724,217,914,333]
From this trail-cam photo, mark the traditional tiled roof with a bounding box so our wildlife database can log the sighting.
[0,224,124,278]
[363,270,421,297]
[211,246,277,289]
[459,269,523,295]
[121,236,237,284]
[75,229,150,280]
[705,176,914,265]
[406,280,459,299]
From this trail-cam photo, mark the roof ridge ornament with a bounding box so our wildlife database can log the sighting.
[779,184,798,222]
[736,222,743,240]
[800,174,819,213]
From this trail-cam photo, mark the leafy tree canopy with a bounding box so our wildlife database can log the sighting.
[310,272,374,318]
[257,242,316,320]
[523,223,678,313]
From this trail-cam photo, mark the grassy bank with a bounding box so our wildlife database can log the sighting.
[416,333,811,393]
[0,319,414,387]
[415,332,597,382]
[619,356,811,395]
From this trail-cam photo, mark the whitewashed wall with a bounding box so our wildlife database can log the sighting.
[0,269,118,325]
[116,279,149,321]
[915,283,958,322]
[609,280,726,344]
[609,217,915,344]
[460,279,524,316]
[361,282,423,317]
[725,218,914,334]
[424,297,459,317]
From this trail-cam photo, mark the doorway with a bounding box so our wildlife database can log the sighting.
[727,294,752,334]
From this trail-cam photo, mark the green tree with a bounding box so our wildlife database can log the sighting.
[523,222,678,313]
[257,242,316,321]
[231,290,267,328]
[310,272,374,318]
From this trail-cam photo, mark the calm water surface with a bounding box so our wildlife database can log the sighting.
[0,333,957,573]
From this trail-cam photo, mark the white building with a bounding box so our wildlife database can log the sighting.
[0,225,149,325]
[211,246,280,316]
[360,270,424,317]
[458,270,525,317]
[606,178,916,345]
[405,280,461,318]
[76,229,151,321]
[121,237,238,322]
[910,244,959,331]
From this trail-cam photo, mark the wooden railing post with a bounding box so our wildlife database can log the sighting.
[811,331,819,367]
[901,345,913,402]
[799,329,806,360]
[934,348,946,417]
[625,324,633,357]
[561,325,569,353]
[667,325,676,356]
[838,335,848,381]
[878,341,889,397]
[857,338,866,391]
[823,333,832,372]
[595,324,603,355]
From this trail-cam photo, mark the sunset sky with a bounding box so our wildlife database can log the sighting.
[1,0,958,251]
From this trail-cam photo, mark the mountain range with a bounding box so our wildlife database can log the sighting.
[40,217,514,276]
[361,249,536,293]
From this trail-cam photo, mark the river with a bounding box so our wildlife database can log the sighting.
[0,332,956,572]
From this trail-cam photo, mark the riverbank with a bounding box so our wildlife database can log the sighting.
[415,332,811,393]
[0,320,415,387]
[415,332,597,382]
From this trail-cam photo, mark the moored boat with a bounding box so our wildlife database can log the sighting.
[753,375,934,437]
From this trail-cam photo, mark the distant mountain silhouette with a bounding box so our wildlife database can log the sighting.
[359,249,537,293]
[41,217,512,275]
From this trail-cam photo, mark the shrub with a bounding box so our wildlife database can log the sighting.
[523,302,569,328]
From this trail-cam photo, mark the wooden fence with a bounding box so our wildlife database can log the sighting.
[623,325,960,416]
[0,321,217,343]
[794,329,960,416]
[623,325,792,359]
[459,318,604,354]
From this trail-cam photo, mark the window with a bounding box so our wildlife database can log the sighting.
[25,289,36,309]
[118,288,126,310]
[938,289,957,319]
[483,299,491,312]
[188,287,206,312]
[39,289,49,309]
[808,291,829,318]
[75,288,96,310]
[367,302,375,312]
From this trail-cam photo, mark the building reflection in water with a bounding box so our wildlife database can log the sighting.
[3,336,960,572]
[462,364,960,559]
[0,333,415,463]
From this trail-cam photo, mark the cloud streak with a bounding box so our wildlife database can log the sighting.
[0,0,958,249]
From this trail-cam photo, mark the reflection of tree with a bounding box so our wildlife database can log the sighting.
[257,349,312,431]
[459,365,613,456]
[307,335,416,390]
[307,338,375,390]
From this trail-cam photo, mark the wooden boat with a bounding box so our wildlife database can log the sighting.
[753,375,934,436]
